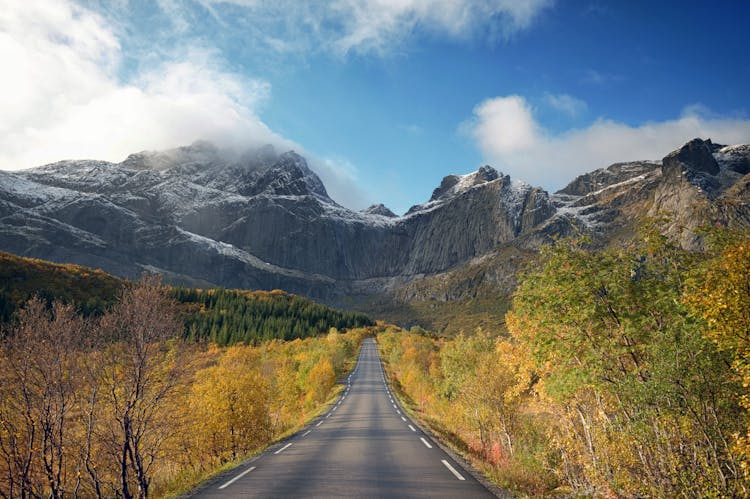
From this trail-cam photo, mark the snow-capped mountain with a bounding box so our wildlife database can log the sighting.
[1,138,749,310]
[0,141,552,299]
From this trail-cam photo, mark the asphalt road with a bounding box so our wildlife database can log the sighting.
[190,338,496,498]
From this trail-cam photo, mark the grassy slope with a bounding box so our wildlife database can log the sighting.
[0,251,122,321]
[0,251,372,342]
[364,245,535,336]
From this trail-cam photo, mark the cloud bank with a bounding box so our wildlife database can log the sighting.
[0,0,286,168]
[0,0,376,208]
[467,95,750,191]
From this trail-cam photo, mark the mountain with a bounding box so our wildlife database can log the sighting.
[550,138,750,247]
[359,138,750,332]
[0,141,553,299]
[1,138,749,330]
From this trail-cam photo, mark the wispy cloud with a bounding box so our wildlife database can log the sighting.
[581,68,619,85]
[186,0,554,57]
[398,124,425,136]
[543,92,587,117]
[465,94,750,190]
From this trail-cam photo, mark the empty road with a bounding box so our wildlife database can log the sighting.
[190,338,496,498]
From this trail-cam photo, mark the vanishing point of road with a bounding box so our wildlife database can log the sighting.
[190,338,497,498]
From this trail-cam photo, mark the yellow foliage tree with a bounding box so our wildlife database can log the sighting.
[306,357,336,406]
[190,347,272,463]
[686,233,750,476]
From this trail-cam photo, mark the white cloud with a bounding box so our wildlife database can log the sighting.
[580,68,618,85]
[469,95,539,155]
[0,0,369,208]
[0,0,285,169]
[466,94,750,190]
[196,0,554,56]
[543,92,587,117]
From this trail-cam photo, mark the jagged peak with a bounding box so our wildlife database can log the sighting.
[244,150,329,199]
[362,204,397,217]
[404,165,536,216]
[663,137,722,176]
[656,138,750,198]
[120,140,223,171]
[429,165,500,202]
[557,161,660,196]
[476,165,501,180]
[277,150,308,166]
[715,144,750,175]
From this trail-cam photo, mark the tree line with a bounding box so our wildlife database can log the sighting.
[0,276,370,498]
[171,287,373,345]
[379,227,750,497]
[0,250,374,348]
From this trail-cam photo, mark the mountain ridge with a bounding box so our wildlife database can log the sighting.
[1,138,749,327]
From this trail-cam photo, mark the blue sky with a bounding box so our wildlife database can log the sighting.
[2,1,750,213]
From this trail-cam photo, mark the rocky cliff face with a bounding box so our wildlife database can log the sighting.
[1,138,748,314]
[529,138,750,249]
[649,139,750,247]
[0,142,557,303]
[381,138,750,331]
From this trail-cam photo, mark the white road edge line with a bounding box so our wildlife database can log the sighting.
[218,466,256,489]
[420,437,433,449]
[441,460,466,481]
[303,430,312,437]
[408,424,416,432]
[401,416,406,422]
[316,421,323,427]
[274,443,292,455]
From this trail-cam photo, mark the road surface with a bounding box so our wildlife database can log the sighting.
[190,338,496,498]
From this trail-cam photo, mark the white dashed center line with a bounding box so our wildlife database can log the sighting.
[218,466,256,489]
[441,460,466,480]
[274,443,292,455]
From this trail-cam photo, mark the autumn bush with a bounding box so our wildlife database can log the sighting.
[685,229,750,482]
[378,328,557,495]
[380,228,750,497]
